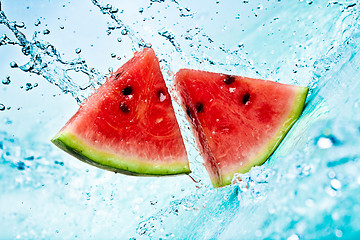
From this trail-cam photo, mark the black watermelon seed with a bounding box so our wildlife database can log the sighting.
[195,102,204,113]
[224,75,236,85]
[186,107,192,118]
[242,92,251,105]
[119,102,130,113]
[122,86,133,95]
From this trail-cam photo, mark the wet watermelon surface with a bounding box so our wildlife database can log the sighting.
[175,69,308,187]
[54,48,189,175]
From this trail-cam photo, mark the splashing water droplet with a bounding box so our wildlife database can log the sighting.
[2,76,11,85]
[117,37,122,42]
[75,48,81,54]
[317,136,333,149]
[16,22,25,28]
[111,53,116,58]
[121,29,128,35]
[139,7,144,13]
[108,67,113,73]
[10,61,18,68]
[0,104,5,111]
[59,25,64,29]
[287,234,299,240]
[34,19,41,26]
[331,179,342,191]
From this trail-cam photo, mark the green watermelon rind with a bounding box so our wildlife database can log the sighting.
[214,86,309,188]
[51,130,191,176]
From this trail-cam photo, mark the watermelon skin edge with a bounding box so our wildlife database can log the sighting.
[51,130,191,176]
[214,86,309,187]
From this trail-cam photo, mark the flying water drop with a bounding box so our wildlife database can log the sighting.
[34,19,41,26]
[9,61,18,68]
[2,76,11,85]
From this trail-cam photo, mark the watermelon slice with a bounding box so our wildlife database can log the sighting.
[52,48,190,176]
[175,69,308,187]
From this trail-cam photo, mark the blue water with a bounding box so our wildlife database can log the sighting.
[1,0,360,239]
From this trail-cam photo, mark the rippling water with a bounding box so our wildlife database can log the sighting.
[1,0,360,239]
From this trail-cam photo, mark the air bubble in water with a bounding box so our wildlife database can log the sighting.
[2,76,11,85]
[10,61,18,68]
[0,104,5,111]
[43,29,50,35]
[335,229,343,238]
[75,48,81,54]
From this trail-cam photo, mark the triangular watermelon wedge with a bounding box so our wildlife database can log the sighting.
[52,48,190,176]
[175,69,308,187]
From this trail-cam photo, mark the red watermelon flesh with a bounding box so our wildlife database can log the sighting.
[175,69,308,187]
[52,48,190,175]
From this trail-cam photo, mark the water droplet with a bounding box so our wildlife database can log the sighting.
[328,171,336,179]
[25,83,33,91]
[59,25,65,30]
[75,48,81,54]
[254,230,262,237]
[301,165,311,176]
[139,7,144,13]
[117,56,121,60]
[335,229,343,238]
[317,136,333,149]
[0,104,5,111]
[108,67,113,73]
[330,179,342,190]
[145,43,152,48]
[16,22,25,28]
[17,161,25,170]
[121,29,128,35]
[34,19,41,26]
[287,234,299,240]
[110,7,119,13]
[10,61,18,68]
[117,37,122,42]
[43,29,50,35]
[111,53,116,58]
[2,76,11,85]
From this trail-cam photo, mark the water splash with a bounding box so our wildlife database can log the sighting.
[1,0,360,239]
[90,0,148,51]
[0,4,105,103]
